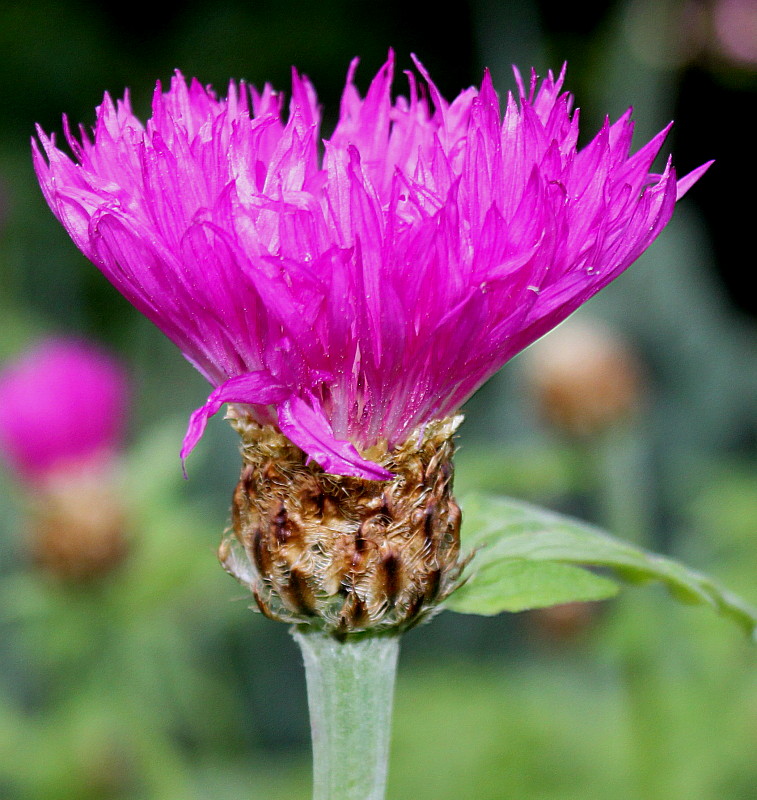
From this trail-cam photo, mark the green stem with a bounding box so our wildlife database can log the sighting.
[292,629,400,800]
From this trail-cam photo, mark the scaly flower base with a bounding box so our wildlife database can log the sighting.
[220,414,464,636]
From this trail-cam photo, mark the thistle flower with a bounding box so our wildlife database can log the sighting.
[0,339,130,579]
[33,55,709,629]
[0,339,128,482]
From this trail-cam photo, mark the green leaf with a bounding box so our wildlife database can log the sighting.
[446,494,757,638]
[448,560,619,615]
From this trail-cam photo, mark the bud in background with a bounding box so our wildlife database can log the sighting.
[523,317,644,438]
[0,338,130,580]
[522,318,646,637]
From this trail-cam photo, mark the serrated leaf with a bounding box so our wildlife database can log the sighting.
[445,494,757,637]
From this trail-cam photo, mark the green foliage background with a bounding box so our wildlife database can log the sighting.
[0,1,755,798]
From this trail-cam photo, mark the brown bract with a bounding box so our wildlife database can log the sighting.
[525,319,643,437]
[30,471,129,581]
[220,413,465,637]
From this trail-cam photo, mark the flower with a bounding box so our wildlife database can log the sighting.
[0,338,130,579]
[33,54,710,481]
[0,338,128,482]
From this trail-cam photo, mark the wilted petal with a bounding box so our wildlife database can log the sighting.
[278,396,393,480]
[181,372,290,469]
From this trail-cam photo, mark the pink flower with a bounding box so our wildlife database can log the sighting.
[0,339,129,481]
[33,55,710,480]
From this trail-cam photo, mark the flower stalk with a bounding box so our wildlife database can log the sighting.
[292,629,400,800]
[29,56,714,800]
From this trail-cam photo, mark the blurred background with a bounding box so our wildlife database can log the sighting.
[0,1,755,798]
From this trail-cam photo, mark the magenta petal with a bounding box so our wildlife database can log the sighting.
[675,160,714,199]
[35,63,711,479]
[278,396,393,481]
[180,372,290,469]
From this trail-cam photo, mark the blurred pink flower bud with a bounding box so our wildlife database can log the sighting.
[0,339,130,579]
[0,338,128,482]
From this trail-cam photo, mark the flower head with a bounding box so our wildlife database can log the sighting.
[0,339,129,482]
[33,55,710,480]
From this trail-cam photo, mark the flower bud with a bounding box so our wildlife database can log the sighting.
[30,466,128,581]
[524,319,643,436]
[0,339,130,580]
[529,601,599,641]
